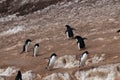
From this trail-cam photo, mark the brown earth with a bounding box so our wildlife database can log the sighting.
[0,0,120,80]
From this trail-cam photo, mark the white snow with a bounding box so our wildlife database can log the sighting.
[43,72,71,80]
[0,67,19,80]
[0,67,36,80]
[0,26,25,36]
[0,67,18,77]
[22,70,36,80]
[75,63,120,80]
[86,54,105,65]
[0,14,23,22]
[54,55,79,68]
[54,54,105,69]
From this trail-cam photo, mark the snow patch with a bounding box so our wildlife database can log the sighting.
[0,67,19,77]
[75,63,120,80]
[86,54,105,65]
[0,14,23,22]
[43,72,71,80]
[93,38,104,41]
[0,26,25,36]
[0,67,36,80]
[0,67,19,80]
[54,55,79,68]
[20,0,39,5]
[22,70,36,80]
[54,54,105,69]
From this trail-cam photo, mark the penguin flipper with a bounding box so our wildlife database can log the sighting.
[83,37,87,40]
[65,30,67,34]
[71,28,76,30]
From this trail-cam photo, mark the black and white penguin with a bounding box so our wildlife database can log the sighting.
[33,43,39,57]
[15,71,22,80]
[65,25,75,39]
[47,53,57,70]
[79,51,89,67]
[21,39,31,53]
[75,36,86,50]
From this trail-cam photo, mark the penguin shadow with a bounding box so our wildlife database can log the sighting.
[69,37,76,40]
[78,48,86,51]
[19,51,29,55]
[78,65,95,71]
[39,53,46,56]
[65,37,75,40]
[20,47,32,54]
[28,47,34,52]
[45,67,59,72]
[31,54,41,57]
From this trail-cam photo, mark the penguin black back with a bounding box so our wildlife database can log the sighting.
[15,71,22,80]
[21,39,31,53]
[65,25,71,29]
[75,36,86,49]
[65,25,74,38]
[75,36,83,41]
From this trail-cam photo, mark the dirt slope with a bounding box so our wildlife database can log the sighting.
[0,0,120,80]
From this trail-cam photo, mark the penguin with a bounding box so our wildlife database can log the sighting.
[47,53,57,70]
[65,25,75,39]
[75,36,86,50]
[15,71,22,80]
[117,29,120,33]
[33,43,39,57]
[21,39,31,53]
[79,51,89,67]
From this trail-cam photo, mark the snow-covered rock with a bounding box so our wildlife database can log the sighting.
[43,72,71,80]
[75,63,120,80]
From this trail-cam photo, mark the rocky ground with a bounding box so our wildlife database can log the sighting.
[0,0,120,80]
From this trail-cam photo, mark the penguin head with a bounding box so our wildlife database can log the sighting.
[65,25,71,28]
[26,39,32,43]
[35,43,39,47]
[75,36,82,39]
[17,70,22,76]
[84,51,89,54]
[50,53,57,58]
[75,36,86,40]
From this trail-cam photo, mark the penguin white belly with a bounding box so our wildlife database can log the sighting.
[77,42,81,50]
[66,32,69,39]
[34,46,38,57]
[25,42,30,52]
[49,56,56,67]
[80,54,87,66]
[25,44,28,52]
